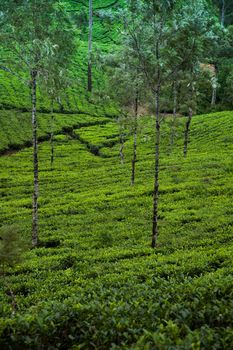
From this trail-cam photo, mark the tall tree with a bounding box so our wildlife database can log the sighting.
[1,0,75,247]
[121,0,176,247]
[88,0,93,92]
[139,0,176,248]
[214,23,233,109]
[44,68,71,169]
[174,0,219,157]
[106,40,144,183]
[121,0,218,247]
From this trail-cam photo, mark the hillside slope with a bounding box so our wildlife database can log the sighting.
[0,111,233,349]
[0,0,122,115]
[0,110,111,154]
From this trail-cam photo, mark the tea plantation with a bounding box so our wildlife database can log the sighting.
[0,109,233,349]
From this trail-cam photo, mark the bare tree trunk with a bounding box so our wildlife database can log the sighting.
[131,92,138,185]
[221,0,225,27]
[151,16,163,248]
[50,101,54,169]
[211,73,217,107]
[211,86,217,106]
[152,85,161,248]
[183,106,193,158]
[31,69,39,248]
[88,0,93,92]
[169,81,177,153]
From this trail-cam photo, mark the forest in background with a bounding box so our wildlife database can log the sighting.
[0,0,233,113]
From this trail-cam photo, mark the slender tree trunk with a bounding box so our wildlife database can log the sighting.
[211,85,216,106]
[31,69,39,248]
[183,106,193,158]
[169,81,177,153]
[88,0,93,92]
[211,73,217,107]
[152,85,161,248]
[151,17,162,248]
[131,92,138,185]
[50,101,54,169]
[221,0,225,27]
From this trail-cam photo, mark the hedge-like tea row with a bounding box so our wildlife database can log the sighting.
[0,111,233,349]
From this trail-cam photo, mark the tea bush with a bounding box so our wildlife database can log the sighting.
[0,110,232,348]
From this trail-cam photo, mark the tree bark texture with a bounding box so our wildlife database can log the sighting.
[50,108,54,169]
[131,92,138,185]
[88,0,93,92]
[211,74,217,107]
[152,86,161,248]
[31,69,39,248]
[211,85,217,106]
[151,18,162,248]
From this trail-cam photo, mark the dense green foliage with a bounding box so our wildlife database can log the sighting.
[0,110,110,153]
[0,110,233,348]
[0,0,121,114]
[0,66,117,116]
[1,0,232,114]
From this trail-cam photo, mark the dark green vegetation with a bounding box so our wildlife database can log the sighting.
[0,0,121,115]
[0,110,233,349]
[0,110,110,154]
[0,66,117,116]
